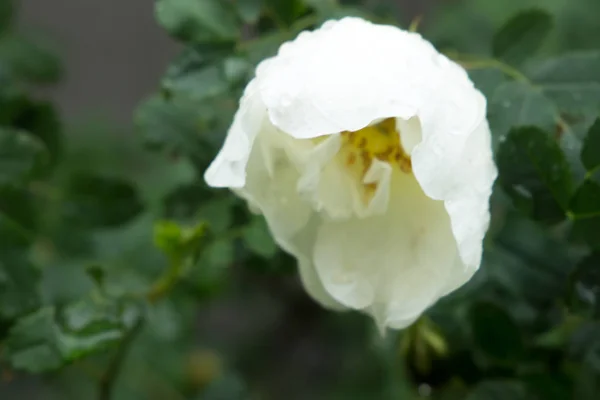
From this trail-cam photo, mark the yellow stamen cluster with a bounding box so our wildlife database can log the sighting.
[341,116,411,179]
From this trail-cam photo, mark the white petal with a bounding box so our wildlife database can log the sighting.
[204,79,265,188]
[312,172,467,328]
[257,18,446,139]
[237,128,345,310]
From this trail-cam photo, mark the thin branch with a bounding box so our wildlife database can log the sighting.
[97,318,145,400]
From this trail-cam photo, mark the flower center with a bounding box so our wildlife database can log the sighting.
[341,117,412,177]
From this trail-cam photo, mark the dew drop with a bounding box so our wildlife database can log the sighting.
[512,184,532,199]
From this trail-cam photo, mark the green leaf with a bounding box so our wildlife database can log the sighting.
[196,198,234,234]
[154,220,207,260]
[155,0,239,43]
[496,126,573,222]
[265,0,307,26]
[570,170,600,248]
[0,93,63,165]
[164,63,228,101]
[0,186,37,250]
[467,380,527,400]
[568,253,600,318]
[469,302,524,364]
[529,51,600,114]
[0,34,62,84]
[242,216,277,258]
[488,81,557,145]
[235,0,263,23]
[61,173,143,229]
[3,307,63,372]
[192,239,233,295]
[581,118,600,172]
[135,95,216,164]
[0,0,13,33]
[490,212,576,305]
[3,298,137,373]
[0,251,41,320]
[0,128,46,186]
[492,9,552,66]
[570,175,600,218]
[468,68,508,100]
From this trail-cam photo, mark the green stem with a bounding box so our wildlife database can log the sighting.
[98,318,145,400]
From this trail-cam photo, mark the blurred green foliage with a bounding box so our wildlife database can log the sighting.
[1,0,600,399]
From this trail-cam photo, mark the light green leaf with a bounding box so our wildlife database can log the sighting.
[305,0,339,15]
[496,126,573,222]
[492,9,553,66]
[155,0,239,43]
[236,0,263,23]
[3,300,134,373]
[163,63,228,101]
[136,95,204,155]
[529,51,600,114]
[488,81,557,146]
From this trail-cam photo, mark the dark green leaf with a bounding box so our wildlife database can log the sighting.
[568,253,600,318]
[0,93,62,165]
[493,9,552,66]
[0,34,62,84]
[0,128,46,186]
[0,251,41,320]
[581,118,600,172]
[570,175,600,218]
[0,0,13,33]
[529,51,600,114]
[490,213,576,305]
[265,0,307,26]
[488,81,557,146]
[242,216,277,258]
[0,185,37,250]
[496,126,573,222]
[469,302,524,363]
[155,0,239,43]
[61,173,143,229]
[467,380,527,400]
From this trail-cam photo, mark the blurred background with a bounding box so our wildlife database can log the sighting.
[1,0,600,399]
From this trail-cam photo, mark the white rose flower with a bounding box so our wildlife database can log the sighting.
[204,17,497,331]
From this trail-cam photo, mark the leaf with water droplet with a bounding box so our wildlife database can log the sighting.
[497,126,573,223]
